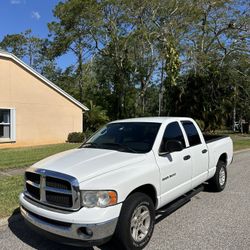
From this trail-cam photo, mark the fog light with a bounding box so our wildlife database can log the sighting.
[85,227,93,237]
[77,227,93,237]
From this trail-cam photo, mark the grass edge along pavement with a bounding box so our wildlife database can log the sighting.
[232,138,250,151]
[0,175,23,219]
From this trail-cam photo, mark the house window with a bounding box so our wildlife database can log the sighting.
[0,108,16,142]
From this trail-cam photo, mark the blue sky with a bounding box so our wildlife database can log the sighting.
[0,0,74,69]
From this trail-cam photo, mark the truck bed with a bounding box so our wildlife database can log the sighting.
[203,134,229,144]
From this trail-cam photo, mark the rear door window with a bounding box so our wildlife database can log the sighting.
[181,121,201,147]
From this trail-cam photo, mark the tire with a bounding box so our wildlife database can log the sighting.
[209,160,227,192]
[113,192,155,250]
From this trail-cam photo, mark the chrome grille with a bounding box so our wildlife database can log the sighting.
[26,172,40,184]
[46,191,72,207]
[26,181,40,200]
[46,176,71,190]
[24,168,80,211]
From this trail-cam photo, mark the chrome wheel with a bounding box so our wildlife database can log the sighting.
[219,167,226,186]
[130,205,151,242]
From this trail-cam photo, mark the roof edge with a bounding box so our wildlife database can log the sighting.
[0,50,89,111]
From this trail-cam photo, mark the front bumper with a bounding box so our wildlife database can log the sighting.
[19,193,121,246]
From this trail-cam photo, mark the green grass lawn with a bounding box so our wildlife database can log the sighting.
[0,143,81,171]
[0,143,80,218]
[233,140,250,151]
[212,131,250,151]
[0,175,23,218]
[230,134,250,151]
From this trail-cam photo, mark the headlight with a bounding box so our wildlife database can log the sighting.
[81,190,117,208]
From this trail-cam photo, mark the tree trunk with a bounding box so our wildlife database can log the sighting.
[77,53,84,103]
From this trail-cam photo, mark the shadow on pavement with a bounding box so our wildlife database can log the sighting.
[202,183,218,193]
[8,210,117,250]
[155,198,191,224]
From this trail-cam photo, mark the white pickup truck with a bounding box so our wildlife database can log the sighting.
[20,117,233,249]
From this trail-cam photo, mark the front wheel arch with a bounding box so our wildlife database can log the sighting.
[113,192,155,250]
[125,184,158,208]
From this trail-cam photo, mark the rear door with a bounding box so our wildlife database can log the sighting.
[155,121,192,207]
[181,121,209,188]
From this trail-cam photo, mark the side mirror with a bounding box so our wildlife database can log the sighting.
[159,140,183,156]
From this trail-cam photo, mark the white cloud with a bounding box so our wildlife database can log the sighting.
[10,0,21,4]
[31,11,41,20]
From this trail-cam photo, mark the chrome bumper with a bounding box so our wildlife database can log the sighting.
[20,206,118,242]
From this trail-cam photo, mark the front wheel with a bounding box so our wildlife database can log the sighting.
[113,192,155,250]
[209,160,227,192]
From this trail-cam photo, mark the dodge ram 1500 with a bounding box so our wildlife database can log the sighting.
[19,117,233,249]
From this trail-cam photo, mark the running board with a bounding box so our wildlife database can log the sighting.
[156,185,204,220]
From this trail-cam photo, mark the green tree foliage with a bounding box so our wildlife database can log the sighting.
[48,0,100,102]
[0,0,249,131]
[0,29,58,77]
[0,33,26,58]
[84,100,109,132]
[173,65,234,131]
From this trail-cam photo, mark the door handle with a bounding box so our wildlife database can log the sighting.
[183,155,191,160]
[202,149,208,154]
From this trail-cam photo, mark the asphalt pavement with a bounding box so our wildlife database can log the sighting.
[0,150,249,250]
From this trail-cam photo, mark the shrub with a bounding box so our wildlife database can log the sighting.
[67,132,85,143]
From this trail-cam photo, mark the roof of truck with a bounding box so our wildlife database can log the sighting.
[110,117,192,124]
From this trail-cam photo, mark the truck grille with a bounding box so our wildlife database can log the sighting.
[46,176,71,190]
[24,169,80,211]
[26,182,40,200]
[46,191,72,207]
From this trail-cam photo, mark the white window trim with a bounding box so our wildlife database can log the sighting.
[0,107,16,143]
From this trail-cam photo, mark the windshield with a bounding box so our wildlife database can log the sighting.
[81,122,161,153]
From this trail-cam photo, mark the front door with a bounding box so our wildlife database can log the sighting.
[155,122,192,207]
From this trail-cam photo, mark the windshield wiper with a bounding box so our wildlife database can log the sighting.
[81,142,99,148]
[100,142,139,153]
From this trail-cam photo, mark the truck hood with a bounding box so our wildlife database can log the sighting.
[31,148,146,182]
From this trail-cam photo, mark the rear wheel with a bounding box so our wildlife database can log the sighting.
[113,192,155,250]
[209,160,227,192]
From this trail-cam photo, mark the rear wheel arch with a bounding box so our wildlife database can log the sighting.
[209,159,227,192]
[218,153,227,165]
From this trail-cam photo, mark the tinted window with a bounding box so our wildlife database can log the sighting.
[181,121,201,146]
[82,122,161,153]
[159,122,186,152]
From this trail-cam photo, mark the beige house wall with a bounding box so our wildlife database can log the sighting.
[0,57,83,148]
